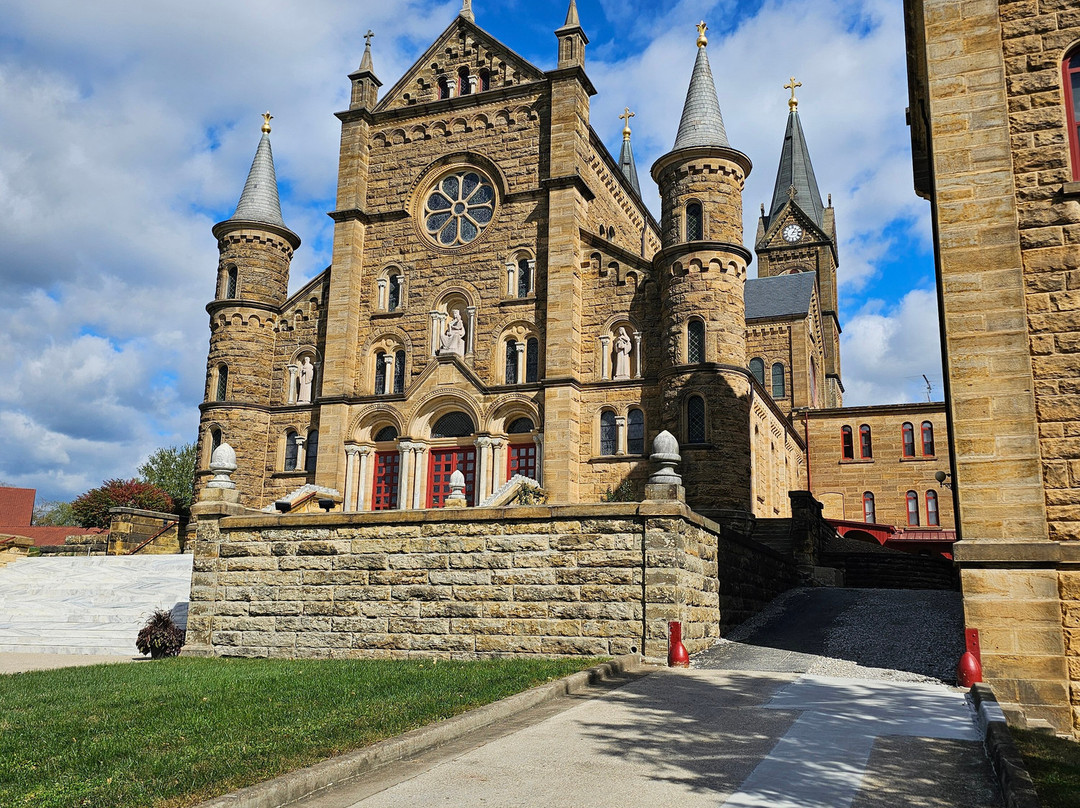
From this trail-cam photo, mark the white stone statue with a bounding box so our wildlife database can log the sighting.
[613,327,632,380]
[297,356,314,404]
[440,309,467,356]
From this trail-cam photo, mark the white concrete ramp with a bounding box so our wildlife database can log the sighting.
[0,555,193,655]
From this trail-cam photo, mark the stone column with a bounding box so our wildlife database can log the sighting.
[616,415,627,456]
[506,264,515,296]
[429,311,441,356]
[397,441,413,509]
[491,438,506,489]
[295,434,307,470]
[533,433,544,485]
[343,445,358,510]
[356,447,372,511]
[476,436,492,502]
[515,342,526,385]
[286,364,298,404]
[599,335,611,380]
[466,306,477,355]
[377,278,387,310]
[382,353,394,395]
[411,445,427,509]
[633,331,643,378]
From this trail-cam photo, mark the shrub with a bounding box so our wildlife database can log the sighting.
[72,479,175,529]
[601,480,635,502]
[136,609,185,659]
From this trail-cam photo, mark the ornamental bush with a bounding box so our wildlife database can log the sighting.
[135,609,185,659]
[72,479,175,529]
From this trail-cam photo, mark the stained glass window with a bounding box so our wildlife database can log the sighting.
[627,409,645,455]
[525,338,539,382]
[599,411,617,455]
[432,411,475,438]
[505,340,518,385]
[771,363,785,398]
[284,430,299,471]
[423,170,495,247]
[749,358,764,386]
[393,350,405,394]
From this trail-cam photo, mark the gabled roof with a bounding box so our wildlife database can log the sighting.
[766,109,825,229]
[745,272,817,320]
[672,42,729,150]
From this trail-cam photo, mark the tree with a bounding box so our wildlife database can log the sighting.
[72,479,175,529]
[33,500,77,526]
[137,443,197,519]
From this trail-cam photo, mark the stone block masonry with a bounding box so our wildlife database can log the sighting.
[183,503,796,663]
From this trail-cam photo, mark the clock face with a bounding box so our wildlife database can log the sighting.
[782,223,803,243]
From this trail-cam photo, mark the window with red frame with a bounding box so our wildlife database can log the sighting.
[508,443,536,479]
[1065,48,1080,181]
[906,490,920,526]
[841,426,854,459]
[859,424,873,459]
[863,491,876,524]
[371,451,400,510]
[926,489,940,527]
[427,447,476,507]
[921,421,935,456]
[902,422,915,458]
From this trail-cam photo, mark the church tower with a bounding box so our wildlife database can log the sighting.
[651,23,754,511]
[755,81,843,406]
[197,114,301,500]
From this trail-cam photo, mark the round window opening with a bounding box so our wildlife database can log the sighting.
[422,169,496,247]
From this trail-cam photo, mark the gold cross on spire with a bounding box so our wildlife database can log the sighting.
[696,21,708,48]
[619,107,635,140]
[261,111,273,133]
[785,76,802,111]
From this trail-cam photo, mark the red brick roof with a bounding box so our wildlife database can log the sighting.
[0,487,35,525]
[0,526,106,547]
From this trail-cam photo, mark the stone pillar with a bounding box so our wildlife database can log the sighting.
[515,342,526,385]
[382,353,394,395]
[633,331,643,378]
[491,438,506,489]
[599,335,611,380]
[466,306,477,355]
[429,311,440,356]
[356,447,372,511]
[476,436,492,501]
[377,277,387,310]
[397,441,413,509]
[286,364,298,404]
[411,445,427,509]
[616,415,627,456]
[506,264,515,296]
[534,433,544,485]
[343,445,358,510]
[295,434,307,470]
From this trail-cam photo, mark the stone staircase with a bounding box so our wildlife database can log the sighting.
[750,518,794,555]
[0,555,193,655]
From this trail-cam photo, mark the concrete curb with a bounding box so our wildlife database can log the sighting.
[969,683,1041,808]
[194,654,647,808]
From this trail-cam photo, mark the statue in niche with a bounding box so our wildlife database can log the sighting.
[613,327,632,380]
[297,356,315,404]
[440,309,466,356]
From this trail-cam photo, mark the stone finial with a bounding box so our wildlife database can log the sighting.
[445,469,468,508]
[649,431,682,486]
[207,443,238,489]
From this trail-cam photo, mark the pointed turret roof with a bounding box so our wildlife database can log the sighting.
[767,107,825,229]
[229,114,287,229]
[561,0,580,29]
[618,108,641,195]
[672,25,729,150]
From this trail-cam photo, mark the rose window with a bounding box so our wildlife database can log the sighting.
[422,170,495,247]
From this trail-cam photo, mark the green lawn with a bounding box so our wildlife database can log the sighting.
[0,656,599,808]
[1013,728,1080,808]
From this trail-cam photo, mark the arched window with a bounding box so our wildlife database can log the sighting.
[902,422,916,458]
[921,421,935,456]
[688,320,705,364]
[458,67,471,96]
[863,491,876,524]
[749,358,765,386]
[479,69,490,92]
[215,364,228,401]
[210,427,222,454]
[859,424,873,459]
[387,274,401,311]
[686,202,703,241]
[374,425,398,442]
[517,258,532,298]
[906,490,920,526]
[505,340,519,385]
[525,337,539,382]
[432,411,475,438]
[284,430,299,471]
[687,395,706,444]
[225,266,237,298]
[841,426,854,460]
[628,408,645,455]
[771,363,785,398]
[926,489,940,527]
[1065,47,1080,180]
[599,411,617,456]
[305,430,319,472]
[810,357,819,407]
[437,76,450,100]
[374,351,387,395]
[507,417,534,433]
[393,350,405,394]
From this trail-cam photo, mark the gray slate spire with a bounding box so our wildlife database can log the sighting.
[230,117,286,229]
[768,108,825,229]
[672,42,730,150]
[618,109,641,196]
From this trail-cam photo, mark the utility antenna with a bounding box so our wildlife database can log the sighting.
[922,374,932,402]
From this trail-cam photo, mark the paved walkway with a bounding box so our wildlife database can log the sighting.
[291,589,1002,808]
[0,652,141,674]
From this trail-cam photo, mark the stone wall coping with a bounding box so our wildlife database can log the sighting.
[953,540,1079,565]
[108,507,181,521]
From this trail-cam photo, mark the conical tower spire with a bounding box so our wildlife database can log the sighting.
[229,113,287,229]
[562,0,580,28]
[617,107,641,196]
[671,22,729,150]
[767,80,825,229]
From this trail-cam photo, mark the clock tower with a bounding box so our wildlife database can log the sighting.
[754,80,843,407]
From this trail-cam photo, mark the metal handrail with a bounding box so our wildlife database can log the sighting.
[126,520,180,555]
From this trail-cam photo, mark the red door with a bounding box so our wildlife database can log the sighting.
[427,447,476,507]
[508,443,536,480]
[371,451,400,510]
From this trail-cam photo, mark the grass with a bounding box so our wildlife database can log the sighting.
[0,655,600,808]
[1013,728,1080,808]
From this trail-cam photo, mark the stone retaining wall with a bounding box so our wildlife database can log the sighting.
[183,502,796,662]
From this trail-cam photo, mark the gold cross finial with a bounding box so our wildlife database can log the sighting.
[261,111,273,133]
[696,21,708,48]
[619,107,635,140]
[364,30,374,47]
[784,76,802,111]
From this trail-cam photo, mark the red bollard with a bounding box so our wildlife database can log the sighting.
[668,620,689,667]
[957,628,982,687]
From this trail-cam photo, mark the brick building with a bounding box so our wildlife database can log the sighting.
[904,0,1080,733]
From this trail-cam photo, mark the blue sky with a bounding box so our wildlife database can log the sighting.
[0,0,941,503]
